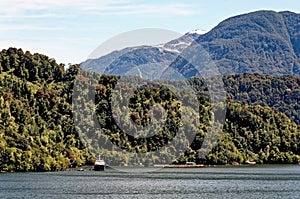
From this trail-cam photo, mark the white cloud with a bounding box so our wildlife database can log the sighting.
[85,3,194,16]
[0,13,61,20]
[0,0,197,63]
[0,0,195,18]
[0,0,121,17]
[0,25,64,31]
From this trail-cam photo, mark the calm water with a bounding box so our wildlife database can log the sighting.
[1,165,300,198]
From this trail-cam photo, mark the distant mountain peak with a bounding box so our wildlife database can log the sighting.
[82,10,300,78]
[186,29,207,35]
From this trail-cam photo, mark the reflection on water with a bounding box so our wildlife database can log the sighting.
[1,165,300,198]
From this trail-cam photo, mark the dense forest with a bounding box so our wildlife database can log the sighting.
[195,10,300,76]
[0,48,94,171]
[223,74,300,125]
[0,48,299,171]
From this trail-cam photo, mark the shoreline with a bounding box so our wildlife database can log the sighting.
[1,163,299,173]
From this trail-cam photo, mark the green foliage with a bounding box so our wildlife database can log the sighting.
[0,47,299,171]
[196,10,300,76]
[206,102,300,164]
[223,73,300,124]
[0,48,94,172]
[77,70,300,166]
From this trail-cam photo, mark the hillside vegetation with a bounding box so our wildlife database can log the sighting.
[0,48,94,171]
[82,11,300,78]
[193,11,300,76]
[0,48,299,171]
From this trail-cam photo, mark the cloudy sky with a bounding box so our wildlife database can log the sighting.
[1,0,300,64]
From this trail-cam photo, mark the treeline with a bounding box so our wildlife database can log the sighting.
[0,48,94,172]
[223,73,300,125]
[0,48,299,171]
[207,102,300,164]
[90,74,300,165]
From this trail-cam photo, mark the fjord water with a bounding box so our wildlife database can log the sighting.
[1,166,300,198]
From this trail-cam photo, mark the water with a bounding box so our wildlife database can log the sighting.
[1,165,300,198]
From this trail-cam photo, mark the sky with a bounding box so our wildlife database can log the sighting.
[1,0,300,65]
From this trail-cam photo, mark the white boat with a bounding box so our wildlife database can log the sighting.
[245,160,256,165]
[94,157,105,171]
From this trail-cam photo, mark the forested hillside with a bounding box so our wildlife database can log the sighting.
[90,74,300,165]
[0,48,94,172]
[82,11,300,78]
[180,10,300,76]
[223,74,300,124]
[0,48,299,172]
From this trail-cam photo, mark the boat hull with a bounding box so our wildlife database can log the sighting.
[94,165,105,171]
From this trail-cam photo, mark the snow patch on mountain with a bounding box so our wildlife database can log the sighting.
[187,29,207,35]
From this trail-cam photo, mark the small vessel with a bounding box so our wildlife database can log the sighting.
[94,156,105,171]
[245,160,256,165]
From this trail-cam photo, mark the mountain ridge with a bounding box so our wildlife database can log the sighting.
[81,10,300,78]
[192,10,300,76]
[81,30,203,79]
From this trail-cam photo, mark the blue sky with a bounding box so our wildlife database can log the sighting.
[1,0,300,64]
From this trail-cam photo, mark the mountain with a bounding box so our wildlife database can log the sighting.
[192,10,300,76]
[81,30,203,80]
[0,48,299,171]
[81,10,300,78]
